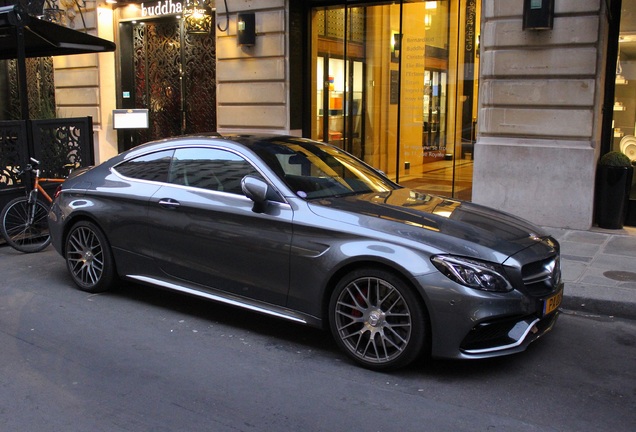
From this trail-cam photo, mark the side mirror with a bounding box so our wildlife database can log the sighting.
[241,175,270,213]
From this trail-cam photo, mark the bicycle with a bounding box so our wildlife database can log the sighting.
[0,158,71,253]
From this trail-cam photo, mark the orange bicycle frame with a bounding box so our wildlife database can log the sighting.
[34,176,65,204]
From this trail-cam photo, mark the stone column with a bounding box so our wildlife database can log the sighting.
[473,0,606,229]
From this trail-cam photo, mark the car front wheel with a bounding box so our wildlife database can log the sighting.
[65,221,116,293]
[329,268,427,370]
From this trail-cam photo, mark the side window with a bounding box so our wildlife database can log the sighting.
[113,150,173,182]
[170,148,259,195]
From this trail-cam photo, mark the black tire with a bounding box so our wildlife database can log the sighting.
[329,268,427,371]
[0,196,52,253]
[65,221,116,293]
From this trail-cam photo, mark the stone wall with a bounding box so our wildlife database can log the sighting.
[473,0,606,229]
[52,6,117,163]
[215,0,289,134]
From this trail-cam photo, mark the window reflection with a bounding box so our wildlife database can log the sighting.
[170,148,259,195]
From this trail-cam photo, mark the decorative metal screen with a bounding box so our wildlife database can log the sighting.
[32,117,93,178]
[133,17,216,143]
[0,121,28,189]
[183,25,216,134]
[325,8,345,39]
[5,57,56,120]
[349,8,365,42]
[317,8,364,43]
[0,117,93,196]
[5,60,21,119]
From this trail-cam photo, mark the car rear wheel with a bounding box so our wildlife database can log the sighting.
[65,221,116,293]
[329,268,427,371]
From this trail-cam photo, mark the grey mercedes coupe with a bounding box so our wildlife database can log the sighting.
[48,134,563,370]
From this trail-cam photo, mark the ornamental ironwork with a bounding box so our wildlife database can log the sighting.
[133,16,216,143]
[32,118,89,178]
[0,121,28,189]
[41,0,89,29]
[3,57,55,121]
[183,0,213,34]
[183,18,216,134]
[0,117,93,189]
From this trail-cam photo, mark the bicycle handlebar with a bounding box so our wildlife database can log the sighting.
[14,158,78,177]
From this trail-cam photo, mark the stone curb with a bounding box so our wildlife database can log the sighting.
[562,290,636,320]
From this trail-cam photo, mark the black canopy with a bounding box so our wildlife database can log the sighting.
[0,4,116,59]
[0,3,116,120]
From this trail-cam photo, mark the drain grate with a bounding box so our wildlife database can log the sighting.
[603,271,636,282]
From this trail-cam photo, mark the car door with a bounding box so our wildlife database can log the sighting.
[146,147,294,306]
[107,149,173,258]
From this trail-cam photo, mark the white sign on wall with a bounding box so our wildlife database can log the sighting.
[113,109,149,129]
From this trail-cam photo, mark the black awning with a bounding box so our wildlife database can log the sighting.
[0,3,116,120]
[0,4,116,60]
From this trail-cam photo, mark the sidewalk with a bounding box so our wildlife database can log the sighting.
[545,225,636,320]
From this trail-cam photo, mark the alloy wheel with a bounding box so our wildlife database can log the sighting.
[66,223,110,291]
[333,275,415,366]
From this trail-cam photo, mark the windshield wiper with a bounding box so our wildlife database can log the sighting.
[331,190,373,198]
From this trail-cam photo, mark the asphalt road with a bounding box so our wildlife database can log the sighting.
[1,246,635,432]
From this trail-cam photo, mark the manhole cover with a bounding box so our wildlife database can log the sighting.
[603,271,636,282]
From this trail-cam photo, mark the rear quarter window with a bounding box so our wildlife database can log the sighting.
[113,150,174,183]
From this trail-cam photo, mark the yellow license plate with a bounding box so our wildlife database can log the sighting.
[543,290,563,316]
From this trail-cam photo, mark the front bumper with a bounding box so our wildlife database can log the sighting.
[415,271,563,360]
[459,309,560,357]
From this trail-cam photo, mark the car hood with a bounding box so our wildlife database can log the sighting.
[308,188,554,262]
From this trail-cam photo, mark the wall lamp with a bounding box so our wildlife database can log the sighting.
[237,12,256,46]
[523,0,554,30]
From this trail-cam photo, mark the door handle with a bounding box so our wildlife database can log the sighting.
[158,198,180,209]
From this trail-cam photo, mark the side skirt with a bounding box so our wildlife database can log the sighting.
[127,274,320,327]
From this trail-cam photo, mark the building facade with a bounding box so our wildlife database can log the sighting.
[2,0,633,230]
[475,0,617,230]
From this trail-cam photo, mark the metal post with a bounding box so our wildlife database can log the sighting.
[16,23,30,122]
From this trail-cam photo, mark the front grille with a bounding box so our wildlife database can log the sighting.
[521,255,561,296]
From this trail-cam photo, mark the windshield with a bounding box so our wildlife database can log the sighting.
[251,138,399,199]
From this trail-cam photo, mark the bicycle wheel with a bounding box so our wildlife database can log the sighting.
[0,196,52,253]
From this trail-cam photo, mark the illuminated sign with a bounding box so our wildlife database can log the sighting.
[141,0,184,18]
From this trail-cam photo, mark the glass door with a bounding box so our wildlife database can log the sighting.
[312,5,399,174]
[310,1,480,199]
[316,56,364,156]
[423,70,447,151]
[317,56,345,148]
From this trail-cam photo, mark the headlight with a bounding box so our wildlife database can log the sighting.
[431,255,513,292]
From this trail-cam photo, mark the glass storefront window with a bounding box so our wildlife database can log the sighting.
[614,1,636,164]
[310,1,480,200]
